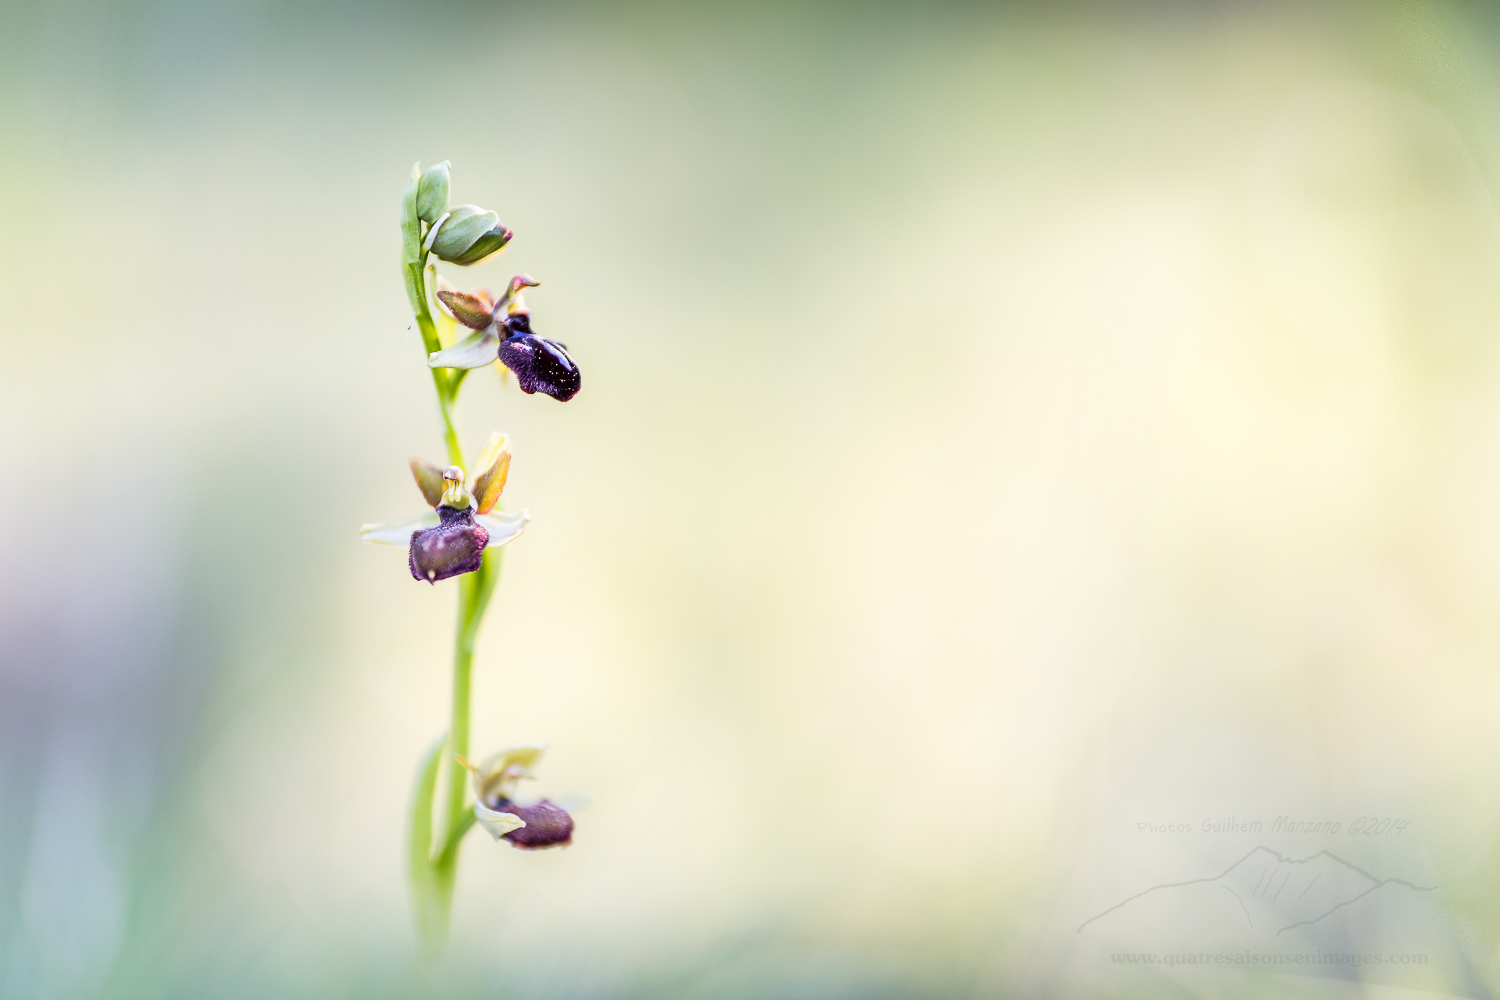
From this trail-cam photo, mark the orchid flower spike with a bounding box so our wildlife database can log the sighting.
[359,432,529,583]
[456,745,576,849]
[428,274,581,402]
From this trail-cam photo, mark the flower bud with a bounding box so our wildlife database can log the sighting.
[429,205,513,266]
[408,507,489,583]
[416,161,451,225]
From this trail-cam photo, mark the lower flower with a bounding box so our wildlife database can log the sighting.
[480,798,575,850]
[457,746,577,850]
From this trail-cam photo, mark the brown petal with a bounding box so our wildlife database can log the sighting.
[471,450,510,515]
[436,289,497,330]
[409,458,446,508]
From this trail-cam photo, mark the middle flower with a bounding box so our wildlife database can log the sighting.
[359,432,529,583]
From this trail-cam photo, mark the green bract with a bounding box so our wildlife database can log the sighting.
[416,160,451,224]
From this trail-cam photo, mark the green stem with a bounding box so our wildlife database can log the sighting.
[400,163,503,945]
[432,360,463,468]
[436,804,479,869]
[440,548,502,844]
[407,257,464,468]
[402,166,464,468]
[445,574,476,834]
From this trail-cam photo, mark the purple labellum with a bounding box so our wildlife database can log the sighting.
[497,315,581,402]
[408,508,489,583]
[492,798,575,850]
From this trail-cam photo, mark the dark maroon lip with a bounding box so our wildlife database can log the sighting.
[408,508,489,583]
[491,799,575,850]
[497,333,581,402]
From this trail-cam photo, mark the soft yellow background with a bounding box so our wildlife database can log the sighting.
[4,2,1500,997]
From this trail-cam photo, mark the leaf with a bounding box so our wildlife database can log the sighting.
[409,735,444,873]
[407,734,448,952]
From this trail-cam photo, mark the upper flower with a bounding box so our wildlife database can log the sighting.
[359,432,529,582]
[427,275,581,402]
[456,745,576,850]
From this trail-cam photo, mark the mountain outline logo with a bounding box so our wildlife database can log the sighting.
[1077,846,1436,936]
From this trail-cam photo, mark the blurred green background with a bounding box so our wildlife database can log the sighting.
[7,1,1500,997]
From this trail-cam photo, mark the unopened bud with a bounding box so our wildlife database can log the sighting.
[429,205,513,266]
[416,161,451,225]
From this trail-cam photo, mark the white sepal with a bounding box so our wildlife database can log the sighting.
[547,792,592,814]
[476,509,530,548]
[428,325,500,369]
[474,801,527,840]
[358,509,440,545]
